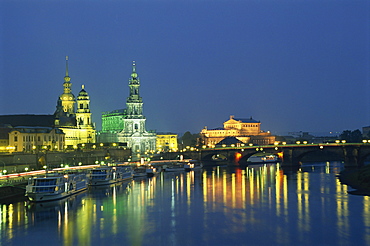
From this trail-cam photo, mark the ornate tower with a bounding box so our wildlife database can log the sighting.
[123,61,146,133]
[59,56,75,116]
[118,61,156,156]
[125,61,144,118]
[76,85,95,143]
[76,85,92,127]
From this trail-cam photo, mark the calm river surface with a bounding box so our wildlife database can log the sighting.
[1,161,369,246]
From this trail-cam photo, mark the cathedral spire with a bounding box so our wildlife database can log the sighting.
[59,56,75,115]
[64,56,70,82]
[131,61,138,79]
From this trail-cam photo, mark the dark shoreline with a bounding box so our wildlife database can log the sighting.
[339,165,370,196]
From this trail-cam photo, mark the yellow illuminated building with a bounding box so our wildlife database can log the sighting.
[156,133,178,152]
[8,127,65,152]
[0,57,99,152]
[54,57,96,147]
[0,127,11,152]
[200,115,275,147]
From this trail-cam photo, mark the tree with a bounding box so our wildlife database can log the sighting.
[179,131,200,148]
[339,129,363,143]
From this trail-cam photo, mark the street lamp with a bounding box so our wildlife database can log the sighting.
[0,161,6,175]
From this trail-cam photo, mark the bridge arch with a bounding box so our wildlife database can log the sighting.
[293,149,344,164]
[202,153,228,162]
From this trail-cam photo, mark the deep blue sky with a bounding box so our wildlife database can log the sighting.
[0,0,369,136]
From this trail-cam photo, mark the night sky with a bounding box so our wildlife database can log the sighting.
[1,0,369,136]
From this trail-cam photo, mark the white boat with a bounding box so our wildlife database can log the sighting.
[88,166,133,186]
[146,167,157,177]
[26,172,87,202]
[184,161,203,171]
[133,167,147,178]
[163,163,185,172]
[247,155,278,164]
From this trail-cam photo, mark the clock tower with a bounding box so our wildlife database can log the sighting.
[59,56,75,116]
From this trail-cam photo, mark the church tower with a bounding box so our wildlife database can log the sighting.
[76,85,96,143]
[123,61,146,133]
[98,61,156,157]
[119,61,156,156]
[54,56,96,146]
[76,85,92,127]
[59,56,75,116]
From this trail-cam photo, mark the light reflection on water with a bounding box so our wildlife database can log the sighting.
[0,161,369,245]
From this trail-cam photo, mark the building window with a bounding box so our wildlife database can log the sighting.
[80,103,83,109]
[14,136,18,142]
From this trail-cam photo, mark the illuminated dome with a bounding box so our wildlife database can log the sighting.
[78,85,89,99]
[60,92,75,101]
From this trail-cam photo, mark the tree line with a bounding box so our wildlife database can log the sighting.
[339,129,364,143]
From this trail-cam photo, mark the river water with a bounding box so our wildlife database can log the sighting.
[0,161,369,246]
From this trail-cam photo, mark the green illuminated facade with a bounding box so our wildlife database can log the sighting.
[98,62,156,156]
[102,109,125,132]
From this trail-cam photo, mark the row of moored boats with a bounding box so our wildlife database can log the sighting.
[25,165,134,202]
[25,160,202,202]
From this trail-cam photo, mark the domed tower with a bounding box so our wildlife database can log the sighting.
[76,85,96,143]
[59,56,76,116]
[76,85,92,127]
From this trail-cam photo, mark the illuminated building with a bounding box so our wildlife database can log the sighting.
[0,115,59,152]
[54,57,96,146]
[8,126,65,152]
[98,62,156,155]
[156,133,178,152]
[0,57,96,151]
[200,115,275,147]
[0,126,12,152]
[101,109,125,132]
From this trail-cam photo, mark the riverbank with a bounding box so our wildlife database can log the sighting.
[339,165,370,195]
[0,184,27,203]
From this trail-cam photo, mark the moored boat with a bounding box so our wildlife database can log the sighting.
[184,160,203,171]
[133,167,147,178]
[163,163,185,172]
[247,155,278,164]
[87,166,133,186]
[146,166,157,177]
[26,172,87,202]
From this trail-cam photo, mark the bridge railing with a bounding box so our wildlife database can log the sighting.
[199,142,368,151]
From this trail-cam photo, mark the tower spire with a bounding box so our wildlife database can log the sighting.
[66,56,69,76]
[64,56,70,82]
[131,61,137,78]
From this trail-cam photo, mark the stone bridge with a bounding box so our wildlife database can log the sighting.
[161,143,370,167]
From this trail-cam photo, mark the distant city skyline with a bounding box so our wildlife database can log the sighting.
[1,1,369,135]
